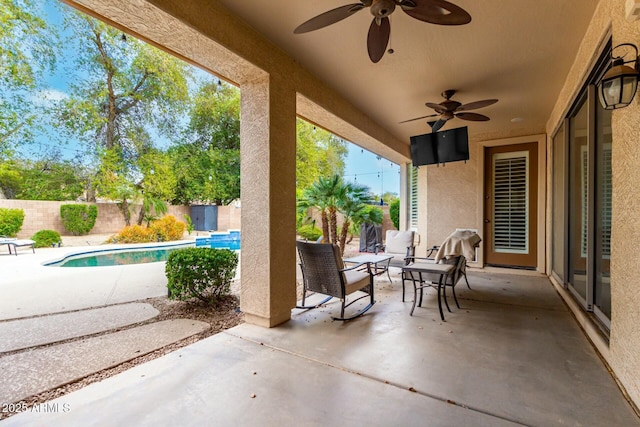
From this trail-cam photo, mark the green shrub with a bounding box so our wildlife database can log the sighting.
[359,205,384,225]
[60,204,98,236]
[183,214,194,235]
[297,224,322,241]
[0,208,25,237]
[166,248,239,304]
[31,230,61,248]
[389,199,400,230]
[0,168,22,199]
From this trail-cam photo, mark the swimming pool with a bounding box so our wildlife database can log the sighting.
[46,240,240,268]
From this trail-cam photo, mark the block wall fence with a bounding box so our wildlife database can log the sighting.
[0,199,392,240]
[0,200,242,238]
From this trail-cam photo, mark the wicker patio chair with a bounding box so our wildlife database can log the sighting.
[296,240,375,321]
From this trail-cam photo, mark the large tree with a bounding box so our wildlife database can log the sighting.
[0,153,87,201]
[0,0,59,151]
[296,120,347,191]
[16,156,86,201]
[55,11,191,221]
[57,13,191,155]
[171,81,240,205]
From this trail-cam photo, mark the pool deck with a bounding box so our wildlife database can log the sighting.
[0,240,192,321]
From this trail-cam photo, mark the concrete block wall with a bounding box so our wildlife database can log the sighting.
[216,203,242,231]
[0,200,199,238]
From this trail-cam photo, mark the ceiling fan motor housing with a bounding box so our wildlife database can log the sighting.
[370,0,396,18]
[442,100,461,111]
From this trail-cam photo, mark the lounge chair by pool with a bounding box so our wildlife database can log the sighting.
[0,237,35,255]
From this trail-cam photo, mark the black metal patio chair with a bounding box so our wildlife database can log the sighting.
[402,254,467,313]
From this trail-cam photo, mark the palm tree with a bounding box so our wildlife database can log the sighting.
[298,175,372,252]
[349,204,384,245]
[336,181,370,254]
[137,193,168,226]
[324,175,344,245]
[297,176,337,243]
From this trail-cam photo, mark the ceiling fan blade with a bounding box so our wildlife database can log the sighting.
[455,112,490,121]
[401,0,471,25]
[457,99,498,111]
[294,3,365,34]
[431,118,447,132]
[425,102,448,113]
[398,113,439,124]
[367,16,390,63]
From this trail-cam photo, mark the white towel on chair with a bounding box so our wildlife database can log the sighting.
[434,230,481,263]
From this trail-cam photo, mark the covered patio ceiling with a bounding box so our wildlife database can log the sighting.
[218,0,599,142]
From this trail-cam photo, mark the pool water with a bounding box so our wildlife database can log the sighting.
[48,241,240,268]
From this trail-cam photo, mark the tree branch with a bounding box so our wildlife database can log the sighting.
[116,70,152,114]
[91,27,117,149]
[0,117,32,145]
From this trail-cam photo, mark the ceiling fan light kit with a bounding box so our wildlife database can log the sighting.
[294,0,471,63]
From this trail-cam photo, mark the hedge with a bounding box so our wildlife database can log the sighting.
[31,230,62,248]
[297,224,322,241]
[389,199,400,230]
[0,208,25,237]
[166,248,238,304]
[60,204,98,236]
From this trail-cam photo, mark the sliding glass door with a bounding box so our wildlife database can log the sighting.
[557,41,612,332]
[568,94,589,303]
[594,91,612,324]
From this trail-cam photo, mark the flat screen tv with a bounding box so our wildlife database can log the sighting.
[437,126,469,164]
[409,126,469,166]
[410,133,438,166]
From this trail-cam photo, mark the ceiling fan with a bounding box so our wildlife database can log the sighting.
[294,0,471,63]
[400,90,498,132]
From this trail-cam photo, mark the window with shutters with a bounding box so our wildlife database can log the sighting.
[409,165,418,229]
[492,151,529,254]
[600,144,612,259]
[581,146,588,258]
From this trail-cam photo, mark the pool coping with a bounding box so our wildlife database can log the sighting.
[42,241,196,267]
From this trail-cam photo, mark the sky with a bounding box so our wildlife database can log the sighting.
[343,144,400,198]
[21,0,400,198]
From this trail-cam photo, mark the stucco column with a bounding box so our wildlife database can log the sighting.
[239,74,297,327]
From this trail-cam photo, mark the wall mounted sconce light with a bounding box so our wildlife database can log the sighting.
[598,43,640,110]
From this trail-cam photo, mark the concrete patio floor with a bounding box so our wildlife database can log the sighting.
[2,268,638,426]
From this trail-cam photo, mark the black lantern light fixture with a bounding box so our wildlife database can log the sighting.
[598,43,640,110]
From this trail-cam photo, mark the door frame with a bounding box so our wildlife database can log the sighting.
[475,134,547,272]
[484,142,538,268]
